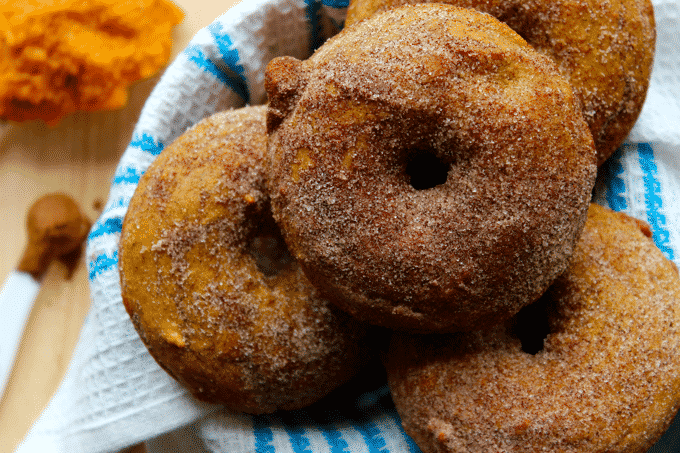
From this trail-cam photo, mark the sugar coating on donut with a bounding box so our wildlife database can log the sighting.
[387,203,680,453]
[119,106,368,414]
[266,5,597,332]
[346,0,655,165]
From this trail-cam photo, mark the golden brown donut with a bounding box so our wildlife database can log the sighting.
[346,0,655,166]
[266,5,597,332]
[118,106,368,414]
[387,203,680,453]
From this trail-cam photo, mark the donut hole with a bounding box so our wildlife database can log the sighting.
[498,8,545,48]
[405,151,450,190]
[510,296,552,355]
[250,233,294,277]
[247,207,294,277]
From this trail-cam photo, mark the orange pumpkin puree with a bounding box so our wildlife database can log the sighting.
[0,0,184,125]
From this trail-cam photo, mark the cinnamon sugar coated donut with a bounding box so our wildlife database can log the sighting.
[266,5,597,332]
[118,106,368,414]
[387,204,680,453]
[346,0,655,166]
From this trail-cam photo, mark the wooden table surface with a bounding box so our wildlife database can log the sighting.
[0,0,240,451]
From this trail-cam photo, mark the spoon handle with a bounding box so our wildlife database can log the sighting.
[0,270,41,400]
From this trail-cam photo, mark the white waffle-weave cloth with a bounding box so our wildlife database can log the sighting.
[16,0,680,451]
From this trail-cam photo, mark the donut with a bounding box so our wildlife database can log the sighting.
[345,0,655,166]
[265,5,597,332]
[387,203,680,453]
[118,106,369,414]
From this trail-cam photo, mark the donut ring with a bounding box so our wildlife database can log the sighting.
[266,5,597,332]
[119,106,368,414]
[346,0,655,166]
[387,204,680,453]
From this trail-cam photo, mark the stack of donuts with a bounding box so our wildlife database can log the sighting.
[118,2,680,452]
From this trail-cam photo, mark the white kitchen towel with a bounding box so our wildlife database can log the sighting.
[627,0,680,145]
[16,0,680,451]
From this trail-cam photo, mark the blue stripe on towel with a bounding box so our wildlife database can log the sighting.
[254,415,276,453]
[305,0,323,52]
[278,412,315,453]
[322,0,349,7]
[89,251,118,280]
[281,410,348,453]
[208,22,250,103]
[356,385,391,409]
[113,166,144,186]
[129,133,164,156]
[638,143,675,260]
[355,420,390,453]
[88,217,123,241]
[320,426,351,453]
[601,147,628,212]
[185,44,249,102]
[284,424,314,453]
